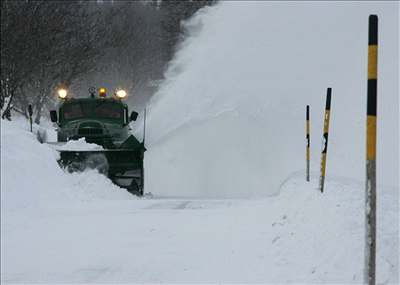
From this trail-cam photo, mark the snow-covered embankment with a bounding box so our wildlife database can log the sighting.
[1,119,133,213]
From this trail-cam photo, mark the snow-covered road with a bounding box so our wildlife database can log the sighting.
[2,172,397,283]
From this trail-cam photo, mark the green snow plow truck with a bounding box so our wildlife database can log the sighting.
[48,87,145,196]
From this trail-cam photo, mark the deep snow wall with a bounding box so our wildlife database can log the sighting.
[145,2,399,197]
[1,119,133,213]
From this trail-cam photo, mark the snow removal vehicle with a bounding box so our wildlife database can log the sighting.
[48,87,145,196]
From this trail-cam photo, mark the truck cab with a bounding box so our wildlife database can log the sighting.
[51,97,138,148]
[49,87,145,195]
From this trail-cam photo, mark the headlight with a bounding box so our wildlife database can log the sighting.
[116,89,127,99]
[58,88,68,99]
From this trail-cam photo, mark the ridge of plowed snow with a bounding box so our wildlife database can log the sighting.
[1,119,133,213]
[51,137,104,151]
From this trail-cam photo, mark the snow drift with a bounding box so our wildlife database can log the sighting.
[145,1,399,198]
[0,119,133,213]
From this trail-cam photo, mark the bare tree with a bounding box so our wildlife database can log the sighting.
[1,0,216,121]
[1,0,128,122]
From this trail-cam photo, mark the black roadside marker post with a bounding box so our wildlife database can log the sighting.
[319,88,331,193]
[140,107,147,195]
[143,107,147,145]
[306,105,310,181]
[28,104,33,132]
[365,14,378,285]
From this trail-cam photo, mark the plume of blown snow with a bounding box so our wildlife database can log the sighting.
[145,2,399,198]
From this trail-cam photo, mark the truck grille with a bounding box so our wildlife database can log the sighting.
[78,128,103,136]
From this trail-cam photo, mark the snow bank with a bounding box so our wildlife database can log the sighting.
[51,137,104,151]
[145,2,399,198]
[0,119,133,213]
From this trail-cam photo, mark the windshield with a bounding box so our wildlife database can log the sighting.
[62,101,123,120]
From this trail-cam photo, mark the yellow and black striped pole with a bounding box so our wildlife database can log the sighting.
[306,105,310,181]
[365,14,378,285]
[319,88,331,193]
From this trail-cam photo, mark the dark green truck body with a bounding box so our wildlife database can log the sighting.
[50,96,145,195]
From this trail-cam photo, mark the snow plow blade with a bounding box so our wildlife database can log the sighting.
[48,138,145,196]
[58,149,143,175]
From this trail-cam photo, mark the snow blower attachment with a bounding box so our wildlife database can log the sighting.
[48,87,145,196]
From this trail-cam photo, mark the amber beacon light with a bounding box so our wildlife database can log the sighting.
[99,87,107,97]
